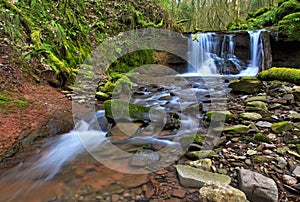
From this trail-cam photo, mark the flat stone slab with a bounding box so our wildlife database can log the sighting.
[176,165,231,188]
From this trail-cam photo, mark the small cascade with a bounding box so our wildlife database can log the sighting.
[186,30,265,76]
[238,30,264,76]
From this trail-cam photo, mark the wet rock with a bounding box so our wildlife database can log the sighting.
[129,149,160,167]
[206,111,235,122]
[271,121,294,133]
[199,182,248,202]
[283,175,297,186]
[240,112,262,121]
[223,125,249,134]
[255,121,272,128]
[293,166,300,178]
[228,77,263,94]
[118,174,149,188]
[176,165,231,188]
[238,169,278,202]
[246,96,268,103]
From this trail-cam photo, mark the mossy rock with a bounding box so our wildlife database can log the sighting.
[246,101,268,111]
[271,121,294,133]
[206,111,235,122]
[228,77,263,94]
[104,99,152,122]
[254,133,271,143]
[245,96,268,103]
[278,12,300,40]
[223,125,249,134]
[240,112,262,121]
[95,92,110,101]
[257,67,300,85]
[275,0,300,22]
[253,7,270,18]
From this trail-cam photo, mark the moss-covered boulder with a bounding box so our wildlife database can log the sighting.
[257,67,300,85]
[228,77,263,94]
[275,0,300,22]
[206,111,235,122]
[278,12,300,40]
[245,101,272,117]
[104,99,153,122]
[271,121,294,133]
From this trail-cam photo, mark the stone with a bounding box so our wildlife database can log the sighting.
[223,125,249,134]
[288,111,300,121]
[238,169,278,202]
[240,112,262,121]
[199,182,248,202]
[292,166,300,178]
[246,101,268,111]
[276,157,287,169]
[255,121,272,128]
[246,149,257,156]
[246,96,268,103]
[95,92,110,101]
[228,77,263,94]
[185,150,219,159]
[269,103,282,110]
[118,174,149,188]
[292,86,300,101]
[176,165,231,188]
[271,121,294,133]
[171,189,186,198]
[282,175,297,186]
[188,159,212,171]
[206,111,235,122]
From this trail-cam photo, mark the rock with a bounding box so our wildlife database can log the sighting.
[185,150,219,159]
[269,103,282,110]
[118,174,149,188]
[171,189,186,198]
[228,77,263,94]
[95,92,110,101]
[104,99,164,122]
[129,149,160,167]
[223,125,249,134]
[246,101,268,111]
[176,165,231,188]
[246,149,257,156]
[292,86,300,101]
[206,111,235,122]
[253,155,274,163]
[199,182,248,202]
[271,121,294,133]
[288,111,300,121]
[293,166,300,178]
[240,112,262,121]
[238,169,278,202]
[283,175,297,186]
[246,96,268,103]
[276,157,287,169]
[255,121,272,128]
[188,159,212,171]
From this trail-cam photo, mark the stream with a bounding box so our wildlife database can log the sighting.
[0,30,264,201]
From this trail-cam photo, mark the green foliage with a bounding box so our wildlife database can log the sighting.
[275,0,300,22]
[257,67,300,85]
[278,12,300,40]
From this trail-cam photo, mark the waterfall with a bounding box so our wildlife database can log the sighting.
[186,30,264,76]
[238,30,263,76]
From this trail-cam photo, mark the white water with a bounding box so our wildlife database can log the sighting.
[0,119,107,201]
[237,30,263,76]
[185,30,264,77]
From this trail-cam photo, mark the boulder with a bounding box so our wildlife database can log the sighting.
[228,77,263,94]
[271,121,294,133]
[176,165,231,188]
[238,169,278,202]
[199,182,248,202]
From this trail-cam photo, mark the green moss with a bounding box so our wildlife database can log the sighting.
[254,133,270,143]
[271,121,294,133]
[0,93,29,112]
[278,12,300,40]
[275,0,300,22]
[257,67,300,85]
[253,7,270,18]
[104,99,151,121]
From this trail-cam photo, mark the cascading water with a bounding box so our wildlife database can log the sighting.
[0,116,107,201]
[186,30,264,76]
